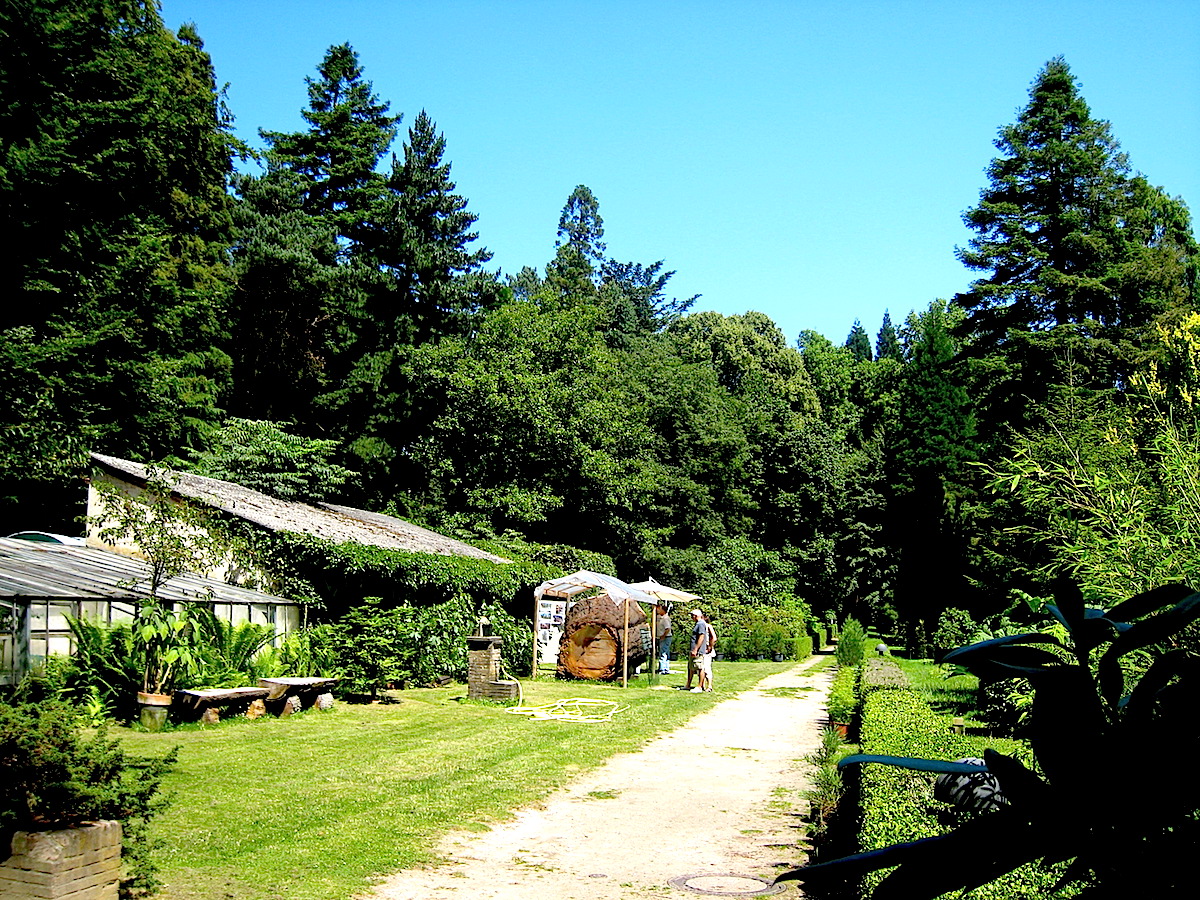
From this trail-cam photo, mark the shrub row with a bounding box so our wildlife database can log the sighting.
[792,633,813,662]
[811,625,828,649]
[857,685,1066,899]
[699,597,812,661]
[827,664,858,724]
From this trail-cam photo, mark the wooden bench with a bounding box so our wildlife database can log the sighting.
[173,686,271,723]
[257,677,339,716]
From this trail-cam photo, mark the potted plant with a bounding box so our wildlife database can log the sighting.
[0,699,176,898]
[826,665,858,737]
[90,465,225,729]
[767,624,789,661]
[134,601,200,730]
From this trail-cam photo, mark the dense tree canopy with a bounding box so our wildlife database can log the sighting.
[1,23,1196,647]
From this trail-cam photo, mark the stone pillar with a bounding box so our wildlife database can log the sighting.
[467,635,503,699]
[0,821,122,900]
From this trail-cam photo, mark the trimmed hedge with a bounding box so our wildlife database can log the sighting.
[827,664,858,724]
[811,626,827,650]
[792,634,813,661]
[857,684,1069,898]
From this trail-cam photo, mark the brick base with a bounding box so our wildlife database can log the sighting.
[0,821,121,900]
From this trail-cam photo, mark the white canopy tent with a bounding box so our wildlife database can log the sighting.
[532,571,698,685]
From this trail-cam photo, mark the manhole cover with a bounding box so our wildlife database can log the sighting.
[668,873,785,896]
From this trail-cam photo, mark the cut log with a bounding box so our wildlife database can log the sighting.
[557,593,651,680]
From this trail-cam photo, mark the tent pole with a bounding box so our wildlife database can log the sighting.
[622,597,630,688]
[531,593,538,679]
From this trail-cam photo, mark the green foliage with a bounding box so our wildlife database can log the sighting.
[845,319,873,362]
[0,700,176,898]
[328,593,530,698]
[875,311,902,363]
[0,0,237,482]
[278,625,339,678]
[836,617,867,667]
[329,598,409,700]
[132,602,203,696]
[792,633,814,662]
[190,611,278,687]
[848,689,1057,899]
[90,466,228,599]
[63,617,141,720]
[260,43,398,249]
[931,607,977,655]
[793,580,1200,898]
[827,664,859,723]
[187,418,356,502]
[955,56,1196,402]
[806,726,847,839]
[981,357,1200,607]
[697,596,811,661]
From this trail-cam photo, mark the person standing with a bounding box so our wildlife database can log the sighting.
[688,608,710,692]
[702,613,717,691]
[655,603,673,674]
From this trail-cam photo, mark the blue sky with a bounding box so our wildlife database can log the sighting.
[161,0,1199,345]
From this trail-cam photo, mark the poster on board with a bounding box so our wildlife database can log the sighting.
[536,599,568,664]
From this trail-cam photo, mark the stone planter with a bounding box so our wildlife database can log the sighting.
[136,691,172,731]
[0,820,122,900]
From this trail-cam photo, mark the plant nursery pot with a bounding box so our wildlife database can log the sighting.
[773,653,785,662]
[136,692,172,732]
[832,722,849,739]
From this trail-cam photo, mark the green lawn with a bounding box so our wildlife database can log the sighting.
[118,660,802,900]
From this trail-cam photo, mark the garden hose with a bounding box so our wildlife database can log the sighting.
[505,697,627,723]
[497,659,626,722]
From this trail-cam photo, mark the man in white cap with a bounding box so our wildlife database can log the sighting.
[687,608,711,692]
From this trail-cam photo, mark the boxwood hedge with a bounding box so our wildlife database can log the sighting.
[857,682,1070,899]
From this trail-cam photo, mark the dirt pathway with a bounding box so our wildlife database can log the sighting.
[367,657,832,900]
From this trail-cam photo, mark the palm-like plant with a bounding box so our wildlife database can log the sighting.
[780,580,1200,898]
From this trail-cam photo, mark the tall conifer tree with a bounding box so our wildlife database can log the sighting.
[845,320,873,362]
[875,310,902,361]
[0,0,236,529]
[260,43,398,256]
[955,57,1196,403]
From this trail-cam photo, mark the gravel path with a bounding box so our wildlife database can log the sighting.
[366,657,832,900]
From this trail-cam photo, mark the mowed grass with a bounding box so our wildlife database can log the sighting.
[892,655,981,719]
[117,660,803,900]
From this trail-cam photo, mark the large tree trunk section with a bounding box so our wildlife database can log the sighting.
[557,593,650,680]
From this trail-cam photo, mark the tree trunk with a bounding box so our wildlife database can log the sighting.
[557,593,650,680]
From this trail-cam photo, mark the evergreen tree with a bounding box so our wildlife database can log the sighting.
[230,43,397,431]
[0,0,237,530]
[226,170,358,425]
[330,111,502,495]
[370,110,498,338]
[845,319,873,362]
[875,310,902,361]
[954,57,1196,405]
[598,259,698,341]
[260,43,398,256]
[545,184,605,296]
[888,300,978,653]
